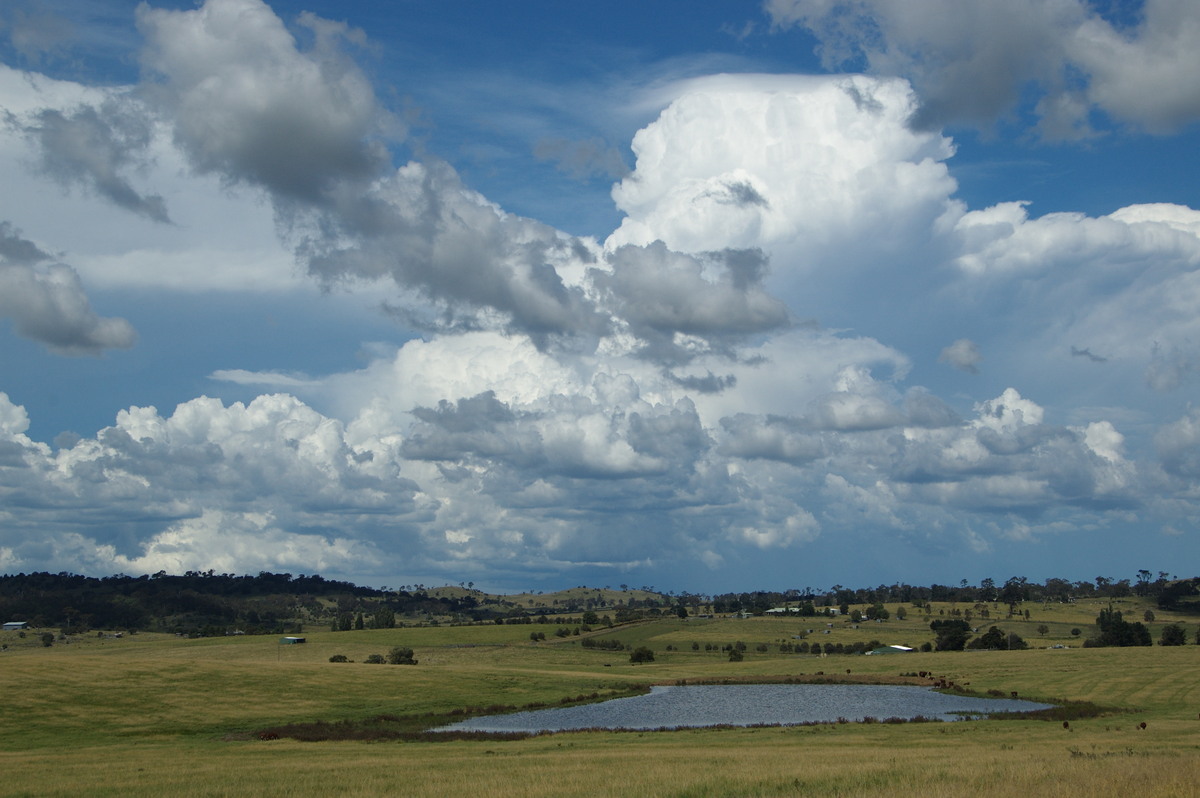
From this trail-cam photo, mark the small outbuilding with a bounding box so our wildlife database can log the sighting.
[3,621,29,631]
[866,644,914,655]
[279,636,306,644]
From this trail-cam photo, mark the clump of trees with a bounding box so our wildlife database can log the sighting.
[580,637,625,651]
[930,619,971,651]
[929,620,1027,651]
[966,626,1027,650]
[1084,606,1151,647]
[361,647,418,665]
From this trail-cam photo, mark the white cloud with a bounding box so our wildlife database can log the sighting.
[608,74,956,266]
[948,202,1200,393]
[114,509,378,576]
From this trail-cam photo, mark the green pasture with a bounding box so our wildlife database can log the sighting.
[1,597,1198,797]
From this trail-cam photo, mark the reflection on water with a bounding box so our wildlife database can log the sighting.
[434,684,1052,733]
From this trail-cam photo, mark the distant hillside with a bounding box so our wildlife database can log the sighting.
[2,570,1193,638]
[0,572,674,637]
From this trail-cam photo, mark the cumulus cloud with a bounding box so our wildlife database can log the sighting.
[0,390,431,577]
[136,0,387,203]
[939,338,981,373]
[299,160,610,342]
[766,0,1200,136]
[886,388,1138,513]
[592,243,789,363]
[131,0,790,354]
[114,510,380,577]
[0,222,136,354]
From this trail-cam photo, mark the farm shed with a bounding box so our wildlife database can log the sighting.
[279,636,306,644]
[3,621,29,631]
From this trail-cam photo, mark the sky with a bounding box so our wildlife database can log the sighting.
[1,0,1199,595]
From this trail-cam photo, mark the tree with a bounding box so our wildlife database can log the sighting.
[1143,610,1156,623]
[629,646,655,664]
[364,653,385,664]
[328,654,349,662]
[1000,576,1027,610]
[1159,624,1186,646]
[865,604,889,621]
[968,626,1006,650]
[930,619,970,651]
[1036,624,1049,636]
[728,648,743,662]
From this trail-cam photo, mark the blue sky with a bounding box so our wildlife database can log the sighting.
[1,0,1199,594]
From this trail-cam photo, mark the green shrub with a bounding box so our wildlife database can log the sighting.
[328,654,349,663]
[387,647,417,665]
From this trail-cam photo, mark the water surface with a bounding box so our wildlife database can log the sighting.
[435,684,1051,733]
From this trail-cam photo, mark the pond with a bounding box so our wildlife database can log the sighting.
[433,684,1052,733]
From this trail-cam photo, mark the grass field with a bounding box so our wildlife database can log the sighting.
[1,597,1197,797]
